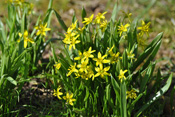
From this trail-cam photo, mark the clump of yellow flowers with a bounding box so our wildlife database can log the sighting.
[53,86,76,106]
[55,11,139,83]
[17,22,51,48]
[53,10,155,109]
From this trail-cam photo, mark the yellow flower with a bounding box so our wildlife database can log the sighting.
[63,92,76,106]
[74,51,84,61]
[108,45,115,55]
[35,23,51,36]
[63,32,76,44]
[66,27,73,34]
[18,30,34,48]
[54,62,61,70]
[82,14,94,25]
[126,49,135,61]
[53,86,63,99]
[94,12,107,24]
[83,47,96,60]
[70,20,78,31]
[78,26,85,33]
[100,20,108,32]
[93,52,110,67]
[137,20,151,36]
[63,32,80,50]
[126,89,137,99]
[77,59,89,73]
[118,23,130,36]
[86,66,94,80]
[75,66,94,80]
[94,65,110,78]
[118,69,128,82]
[67,63,78,76]
[69,35,80,50]
[109,52,120,64]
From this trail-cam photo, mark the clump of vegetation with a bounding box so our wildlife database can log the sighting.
[0,0,173,116]
[51,5,172,116]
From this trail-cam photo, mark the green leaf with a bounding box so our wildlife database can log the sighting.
[106,84,115,110]
[110,2,121,21]
[6,77,17,86]
[82,7,87,21]
[120,82,127,117]
[73,108,85,114]
[131,32,163,71]
[111,75,120,102]
[140,62,155,93]
[51,43,58,62]
[122,50,128,70]
[142,40,161,70]
[48,0,53,9]
[134,73,173,117]
[0,20,7,45]
[53,9,68,31]
[72,13,77,23]
[84,86,89,101]
[21,13,27,33]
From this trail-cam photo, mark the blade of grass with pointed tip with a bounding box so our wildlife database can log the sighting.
[111,1,121,22]
[6,77,17,86]
[82,7,86,21]
[122,50,128,70]
[111,75,120,102]
[53,9,68,31]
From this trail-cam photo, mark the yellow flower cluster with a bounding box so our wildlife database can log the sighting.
[7,0,24,6]
[57,12,134,83]
[126,89,137,99]
[62,12,109,51]
[107,45,120,64]
[63,21,80,50]
[67,47,96,80]
[65,46,114,81]
[17,23,51,48]
[53,86,76,106]
[35,23,51,37]
[118,23,130,37]
[137,20,151,50]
